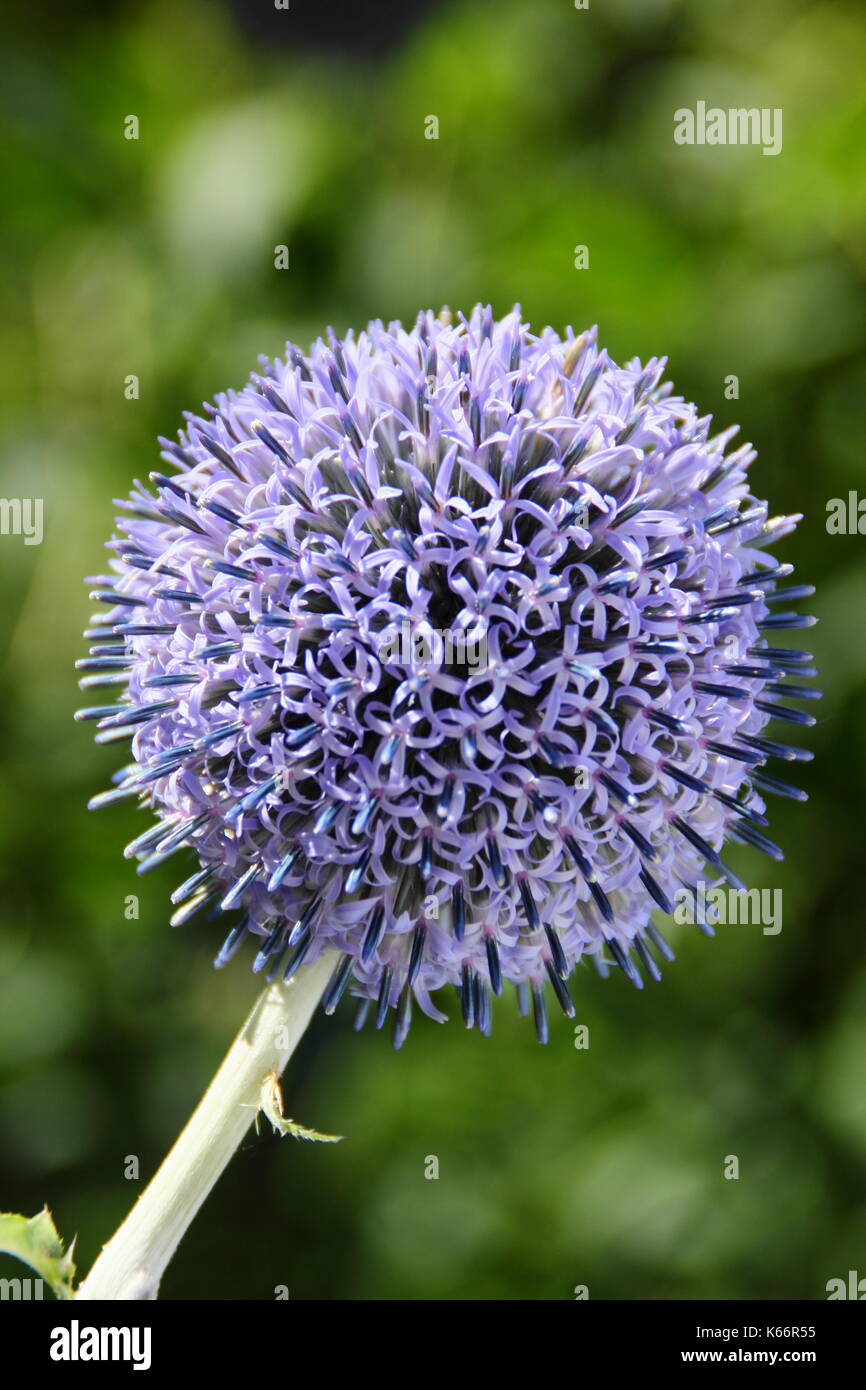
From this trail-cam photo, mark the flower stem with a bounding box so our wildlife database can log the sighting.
[75,950,337,1300]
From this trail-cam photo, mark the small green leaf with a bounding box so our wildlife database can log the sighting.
[271,1115,343,1144]
[0,1207,77,1299]
[257,1069,343,1144]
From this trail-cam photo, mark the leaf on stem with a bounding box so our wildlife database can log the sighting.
[257,1069,343,1143]
[0,1207,77,1299]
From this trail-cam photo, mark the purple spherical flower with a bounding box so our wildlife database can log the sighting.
[78,305,818,1045]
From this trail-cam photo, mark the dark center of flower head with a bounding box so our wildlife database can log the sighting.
[78,305,818,1046]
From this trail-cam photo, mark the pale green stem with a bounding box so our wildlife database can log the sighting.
[75,950,337,1300]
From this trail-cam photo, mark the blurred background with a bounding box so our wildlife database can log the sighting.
[1,0,865,1301]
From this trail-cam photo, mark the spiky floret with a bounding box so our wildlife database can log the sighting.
[78,306,818,1045]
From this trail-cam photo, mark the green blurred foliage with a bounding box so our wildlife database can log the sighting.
[0,0,864,1300]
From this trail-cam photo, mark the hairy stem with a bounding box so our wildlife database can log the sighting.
[76,950,337,1300]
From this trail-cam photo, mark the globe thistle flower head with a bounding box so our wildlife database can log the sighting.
[79,306,818,1045]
